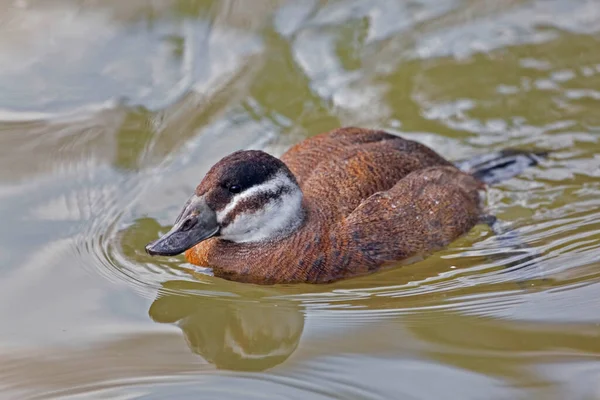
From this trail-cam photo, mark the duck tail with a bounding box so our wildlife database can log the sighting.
[454,149,548,185]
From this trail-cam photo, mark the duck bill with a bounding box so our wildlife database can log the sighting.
[145,195,219,257]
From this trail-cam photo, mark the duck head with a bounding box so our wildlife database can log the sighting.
[145,150,304,256]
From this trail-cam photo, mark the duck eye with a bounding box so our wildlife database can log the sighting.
[229,184,242,194]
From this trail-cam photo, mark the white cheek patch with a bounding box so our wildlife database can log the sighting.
[217,172,304,243]
[216,172,291,224]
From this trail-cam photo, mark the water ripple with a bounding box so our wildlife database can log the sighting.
[3,0,600,397]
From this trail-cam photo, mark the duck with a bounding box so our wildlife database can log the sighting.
[146,127,543,284]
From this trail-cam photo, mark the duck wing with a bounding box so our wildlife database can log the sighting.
[283,128,453,220]
[336,166,484,270]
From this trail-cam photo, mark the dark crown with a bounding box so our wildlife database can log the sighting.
[196,150,298,211]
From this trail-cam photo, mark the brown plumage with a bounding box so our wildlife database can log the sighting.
[146,127,541,284]
[185,128,482,283]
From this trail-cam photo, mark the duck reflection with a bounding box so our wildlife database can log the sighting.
[149,282,304,371]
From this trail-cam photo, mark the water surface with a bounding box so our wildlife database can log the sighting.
[1,1,600,398]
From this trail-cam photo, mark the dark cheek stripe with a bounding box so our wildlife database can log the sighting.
[220,186,291,228]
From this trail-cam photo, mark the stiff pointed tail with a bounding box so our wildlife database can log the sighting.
[455,149,548,185]
[457,148,549,282]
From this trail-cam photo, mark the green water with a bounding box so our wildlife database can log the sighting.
[1,1,600,398]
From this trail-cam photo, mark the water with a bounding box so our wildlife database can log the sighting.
[1,0,600,398]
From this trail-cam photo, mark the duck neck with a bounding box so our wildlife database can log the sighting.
[261,186,306,241]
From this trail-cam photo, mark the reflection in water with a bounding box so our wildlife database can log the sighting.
[149,281,304,371]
